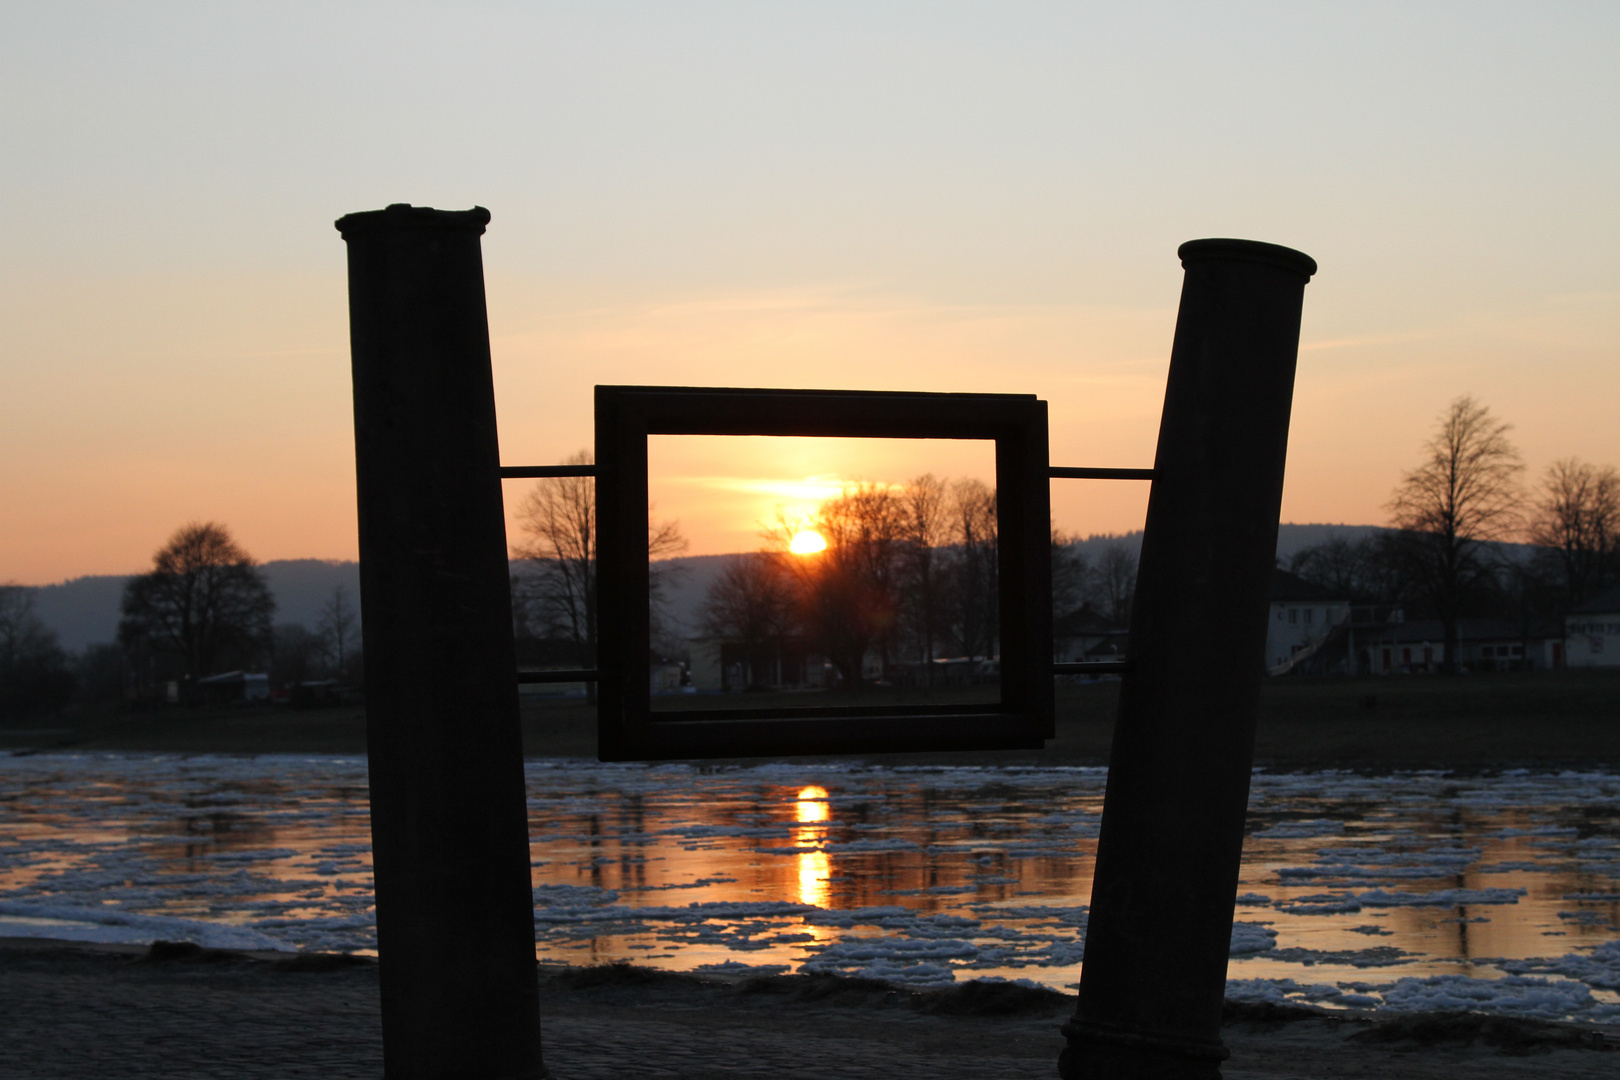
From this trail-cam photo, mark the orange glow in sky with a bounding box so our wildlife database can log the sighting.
[2,7,1616,584]
[789,530,827,556]
[642,435,1002,557]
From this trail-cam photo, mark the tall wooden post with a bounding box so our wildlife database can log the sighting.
[336,204,545,1079]
[1061,239,1316,1080]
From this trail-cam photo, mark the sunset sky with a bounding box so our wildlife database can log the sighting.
[3,3,1616,583]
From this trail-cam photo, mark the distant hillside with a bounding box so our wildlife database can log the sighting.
[19,523,1528,652]
[1047,523,1385,566]
[27,560,361,651]
[1273,523,1386,561]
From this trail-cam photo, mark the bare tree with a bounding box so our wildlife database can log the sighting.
[118,522,275,679]
[1095,540,1137,625]
[1528,457,1620,604]
[0,584,74,720]
[512,451,597,663]
[701,552,796,689]
[271,623,325,688]
[767,481,906,688]
[829,481,906,678]
[947,478,998,661]
[511,449,687,675]
[317,584,358,676]
[1289,535,1378,602]
[1051,529,1089,618]
[900,473,950,671]
[1386,395,1523,672]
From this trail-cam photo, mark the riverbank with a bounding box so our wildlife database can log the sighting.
[1,940,1613,1080]
[7,670,1617,770]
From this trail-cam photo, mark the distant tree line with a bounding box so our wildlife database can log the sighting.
[699,474,1142,689]
[494,455,1145,692]
[507,450,689,703]
[1288,396,1618,673]
[6,395,1610,720]
[1,522,361,723]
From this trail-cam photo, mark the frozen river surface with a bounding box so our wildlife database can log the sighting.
[2,753,1618,1023]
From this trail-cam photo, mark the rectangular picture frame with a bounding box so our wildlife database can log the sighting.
[595,385,1053,761]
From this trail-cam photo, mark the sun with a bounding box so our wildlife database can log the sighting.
[789,530,827,555]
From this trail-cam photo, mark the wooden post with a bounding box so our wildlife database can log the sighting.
[1061,239,1316,1080]
[336,204,545,1079]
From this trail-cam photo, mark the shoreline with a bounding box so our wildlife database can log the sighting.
[1,938,1615,1079]
[4,670,1618,772]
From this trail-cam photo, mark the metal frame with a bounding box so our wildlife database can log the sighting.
[591,385,1053,761]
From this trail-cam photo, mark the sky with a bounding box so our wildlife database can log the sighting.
[2,2,1616,583]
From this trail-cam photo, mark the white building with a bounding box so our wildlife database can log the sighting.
[1565,585,1620,669]
[1267,570,1351,675]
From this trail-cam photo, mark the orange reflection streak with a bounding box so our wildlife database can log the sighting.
[796,786,830,823]
[797,850,831,908]
[794,786,831,907]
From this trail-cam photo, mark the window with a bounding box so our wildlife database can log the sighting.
[1304,608,1313,625]
[1289,609,1297,624]
[594,385,1053,760]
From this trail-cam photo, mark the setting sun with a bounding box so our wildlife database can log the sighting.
[789,530,827,555]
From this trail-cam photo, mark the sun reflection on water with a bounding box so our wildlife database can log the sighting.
[794,786,831,908]
[1,758,1618,1017]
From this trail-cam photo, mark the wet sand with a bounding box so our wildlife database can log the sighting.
[3,939,1614,1080]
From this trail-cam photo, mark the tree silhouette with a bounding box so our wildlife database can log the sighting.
[317,584,359,676]
[1387,396,1523,672]
[947,478,998,661]
[118,522,275,679]
[1528,458,1620,605]
[700,552,796,689]
[0,584,75,720]
[1092,539,1138,626]
[770,482,905,689]
[900,473,951,677]
[511,450,686,682]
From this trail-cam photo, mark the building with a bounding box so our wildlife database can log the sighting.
[687,636,835,693]
[1354,617,1565,674]
[188,670,270,705]
[1565,584,1620,669]
[1052,604,1128,666]
[1266,570,1351,675]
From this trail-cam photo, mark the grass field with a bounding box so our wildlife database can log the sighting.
[5,669,1618,772]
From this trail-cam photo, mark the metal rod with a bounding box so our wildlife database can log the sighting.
[336,204,545,1080]
[1049,467,1155,480]
[499,465,598,479]
[1052,661,1129,676]
[1062,238,1315,1080]
[517,669,601,684]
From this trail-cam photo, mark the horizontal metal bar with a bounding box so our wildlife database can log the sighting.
[1053,661,1129,676]
[1049,467,1155,481]
[516,669,601,683]
[499,465,598,479]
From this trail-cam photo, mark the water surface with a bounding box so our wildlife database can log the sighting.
[1,754,1616,1021]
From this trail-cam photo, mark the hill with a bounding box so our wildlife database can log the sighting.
[20,524,1508,652]
[27,560,361,651]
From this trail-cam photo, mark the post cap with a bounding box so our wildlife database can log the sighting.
[335,204,491,240]
[1178,238,1316,281]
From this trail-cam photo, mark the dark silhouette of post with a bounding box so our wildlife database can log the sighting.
[1061,239,1316,1080]
[336,205,545,1079]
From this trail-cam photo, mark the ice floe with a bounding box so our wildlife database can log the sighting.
[1,753,1617,1020]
